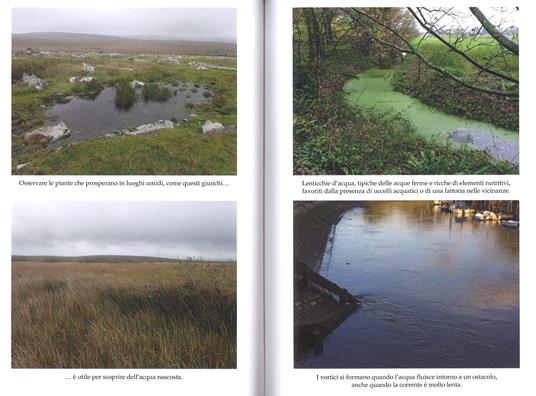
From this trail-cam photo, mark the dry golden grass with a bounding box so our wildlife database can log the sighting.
[12,260,236,368]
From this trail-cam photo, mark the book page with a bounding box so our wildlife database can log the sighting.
[266,0,534,395]
[1,0,263,395]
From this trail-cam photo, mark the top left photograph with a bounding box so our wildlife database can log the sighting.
[11,8,237,175]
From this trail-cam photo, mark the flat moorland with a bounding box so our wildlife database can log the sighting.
[12,260,236,368]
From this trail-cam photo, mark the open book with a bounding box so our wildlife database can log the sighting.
[2,1,534,395]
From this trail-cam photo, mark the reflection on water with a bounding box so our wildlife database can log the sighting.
[298,202,519,368]
[46,82,210,142]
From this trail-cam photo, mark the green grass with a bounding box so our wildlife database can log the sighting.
[12,260,236,368]
[18,128,237,175]
[12,54,237,174]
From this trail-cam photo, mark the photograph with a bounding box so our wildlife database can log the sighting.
[293,7,519,175]
[12,8,236,175]
[294,201,519,368]
[12,201,237,368]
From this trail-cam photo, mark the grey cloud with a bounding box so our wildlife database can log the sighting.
[12,202,236,260]
[12,8,236,43]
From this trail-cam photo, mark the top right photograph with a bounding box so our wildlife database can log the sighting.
[293,7,519,175]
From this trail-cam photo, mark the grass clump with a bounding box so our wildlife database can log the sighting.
[114,78,136,109]
[12,260,236,368]
[142,83,172,102]
[71,79,105,100]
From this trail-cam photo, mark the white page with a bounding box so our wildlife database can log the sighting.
[266,1,535,395]
[1,0,263,395]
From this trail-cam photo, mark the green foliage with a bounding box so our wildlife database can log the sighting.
[142,83,172,102]
[293,94,518,175]
[114,78,136,109]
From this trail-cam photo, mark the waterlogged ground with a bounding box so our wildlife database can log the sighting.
[299,202,519,368]
[46,83,210,142]
[345,69,519,164]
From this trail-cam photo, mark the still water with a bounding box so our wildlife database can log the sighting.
[345,69,519,164]
[46,82,210,142]
[299,202,519,368]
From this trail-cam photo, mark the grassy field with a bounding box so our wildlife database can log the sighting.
[12,52,236,175]
[12,260,236,368]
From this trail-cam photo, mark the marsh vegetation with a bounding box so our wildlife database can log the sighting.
[12,259,236,368]
[12,33,237,175]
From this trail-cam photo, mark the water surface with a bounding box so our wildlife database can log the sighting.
[344,69,518,163]
[46,82,210,142]
[299,202,519,368]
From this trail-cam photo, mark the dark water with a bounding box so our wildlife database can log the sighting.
[46,82,210,142]
[299,202,519,368]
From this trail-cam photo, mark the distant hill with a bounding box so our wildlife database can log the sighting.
[12,255,183,263]
[12,32,236,56]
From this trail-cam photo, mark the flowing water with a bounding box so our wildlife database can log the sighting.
[298,202,519,368]
[344,69,519,164]
[46,82,210,142]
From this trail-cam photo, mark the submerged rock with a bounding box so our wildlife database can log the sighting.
[24,122,71,143]
[69,76,94,84]
[21,73,47,91]
[82,63,95,73]
[202,120,225,134]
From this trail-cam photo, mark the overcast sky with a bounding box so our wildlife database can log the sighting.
[12,8,236,42]
[12,202,236,260]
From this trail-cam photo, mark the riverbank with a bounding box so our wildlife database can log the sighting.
[294,202,359,271]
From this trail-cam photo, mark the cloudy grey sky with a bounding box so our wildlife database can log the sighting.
[12,8,236,42]
[12,202,236,260]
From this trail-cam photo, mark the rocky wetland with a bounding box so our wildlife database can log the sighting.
[12,9,237,175]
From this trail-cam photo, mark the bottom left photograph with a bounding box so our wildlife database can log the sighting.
[11,201,237,369]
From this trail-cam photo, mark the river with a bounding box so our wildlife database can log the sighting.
[344,69,519,164]
[298,201,519,368]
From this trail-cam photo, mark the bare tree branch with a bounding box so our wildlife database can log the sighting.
[408,8,518,84]
[345,8,518,98]
[470,7,519,55]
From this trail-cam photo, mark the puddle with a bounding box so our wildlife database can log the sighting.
[46,82,210,142]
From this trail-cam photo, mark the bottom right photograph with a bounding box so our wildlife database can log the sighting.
[294,201,519,369]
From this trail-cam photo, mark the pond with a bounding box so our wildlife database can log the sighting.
[298,202,519,368]
[344,69,519,164]
[46,82,211,142]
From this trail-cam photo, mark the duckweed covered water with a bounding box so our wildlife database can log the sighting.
[344,69,518,163]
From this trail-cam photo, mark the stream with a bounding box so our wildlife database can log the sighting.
[344,69,519,164]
